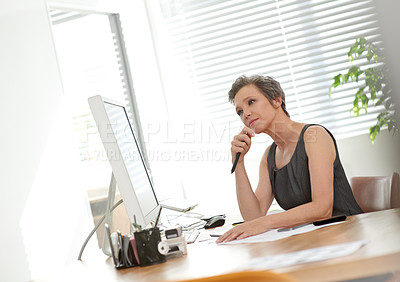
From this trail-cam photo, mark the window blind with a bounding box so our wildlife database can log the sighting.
[151,0,384,139]
[49,11,150,191]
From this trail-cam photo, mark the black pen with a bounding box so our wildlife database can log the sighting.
[313,215,346,226]
[154,206,162,227]
[231,129,254,174]
[231,152,241,174]
[232,221,244,226]
[277,215,347,232]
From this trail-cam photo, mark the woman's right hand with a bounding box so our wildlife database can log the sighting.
[231,126,255,164]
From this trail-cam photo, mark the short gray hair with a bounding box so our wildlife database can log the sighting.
[228,75,290,117]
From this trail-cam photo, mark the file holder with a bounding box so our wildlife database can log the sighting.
[105,224,138,269]
[105,224,166,269]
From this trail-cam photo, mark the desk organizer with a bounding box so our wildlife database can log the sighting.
[134,228,166,266]
[105,225,186,269]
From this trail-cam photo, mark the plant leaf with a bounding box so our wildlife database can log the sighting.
[332,74,342,88]
[328,36,397,144]
[369,125,379,144]
[353,97,360,116]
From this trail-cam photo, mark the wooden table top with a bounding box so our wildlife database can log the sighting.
[59,208,400,282]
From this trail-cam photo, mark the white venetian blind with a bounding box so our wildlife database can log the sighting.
[150,0,384,139]
[49,11,148,193]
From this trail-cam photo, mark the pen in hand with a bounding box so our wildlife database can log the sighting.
[231,152,241,174]
[231,127,254,174]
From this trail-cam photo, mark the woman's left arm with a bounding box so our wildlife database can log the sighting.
[217,126,336,243]
[303,125,336,219]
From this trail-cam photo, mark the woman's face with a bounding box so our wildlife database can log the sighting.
[234,84,279,133]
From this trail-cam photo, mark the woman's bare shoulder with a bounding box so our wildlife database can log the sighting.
[303,125,332,144]
[303,125,335,158]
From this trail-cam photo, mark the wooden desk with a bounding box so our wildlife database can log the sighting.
[66,208,400,282]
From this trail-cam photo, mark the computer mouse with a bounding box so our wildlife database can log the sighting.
[204,215,226,229]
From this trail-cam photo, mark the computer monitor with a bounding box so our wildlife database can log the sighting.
[88,95,160,229]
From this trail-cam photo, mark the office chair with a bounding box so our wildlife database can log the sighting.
[175,270,297,282]
[350,172,400,213]
[390,172,400,208]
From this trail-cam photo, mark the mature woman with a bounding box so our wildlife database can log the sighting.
[217,75,362,243]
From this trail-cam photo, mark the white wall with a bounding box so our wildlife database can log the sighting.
[0,0,64,281]
[337,130,400,179]
[374,0,400,121]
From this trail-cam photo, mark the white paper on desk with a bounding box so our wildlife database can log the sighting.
[239,240,368,270]
[215,221,344,244]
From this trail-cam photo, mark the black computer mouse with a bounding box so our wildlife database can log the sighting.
[204,215,226,229]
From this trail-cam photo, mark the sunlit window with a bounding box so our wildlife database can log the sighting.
[147,0,384,140]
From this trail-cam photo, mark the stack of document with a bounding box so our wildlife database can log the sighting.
[240,240,367,270]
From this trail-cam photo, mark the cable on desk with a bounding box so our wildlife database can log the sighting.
[77,199,123,261]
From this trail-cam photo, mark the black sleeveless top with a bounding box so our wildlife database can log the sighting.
[267,124,363,216]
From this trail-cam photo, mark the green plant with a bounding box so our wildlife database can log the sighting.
[329,37,397,143]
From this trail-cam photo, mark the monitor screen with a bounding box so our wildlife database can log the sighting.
[88,95,160,229]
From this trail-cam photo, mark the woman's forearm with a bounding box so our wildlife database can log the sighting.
[262,200,332,230]
[234,163,265,220]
